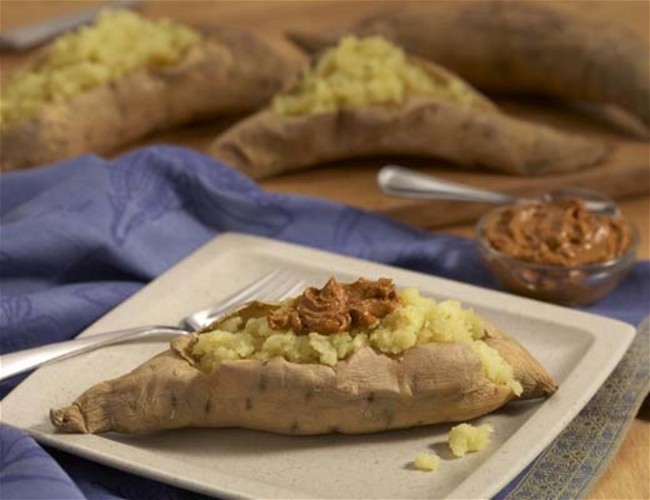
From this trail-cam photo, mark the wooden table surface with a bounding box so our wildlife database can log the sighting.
[2,2,648,499]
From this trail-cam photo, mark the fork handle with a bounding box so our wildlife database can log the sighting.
[0,326,184,382]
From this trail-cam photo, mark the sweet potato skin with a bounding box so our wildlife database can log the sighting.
[50,322,556,435]
[289,2,650,127]
[208,96,607,179]
[1,27,290,172]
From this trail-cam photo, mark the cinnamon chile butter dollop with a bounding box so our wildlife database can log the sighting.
[268,277,398,335]
[483,199,633,266]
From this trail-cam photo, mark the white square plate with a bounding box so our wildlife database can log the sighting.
[0,233,636,499]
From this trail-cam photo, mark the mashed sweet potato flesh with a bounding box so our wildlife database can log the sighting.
[449,423,494,457]
[192,288,523,395]
[414,451,440,471]
[1,10,200,126]
[272,35,485,116]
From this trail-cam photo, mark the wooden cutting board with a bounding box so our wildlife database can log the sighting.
[261,97,650,228]
[2,1,649,229]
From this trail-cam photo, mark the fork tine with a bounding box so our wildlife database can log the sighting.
[254,275,304,303]
[184,270,306,331]
[197,274,305,329]
[276,280,308,301]
[183,270,284,330]
[216,269,285,309]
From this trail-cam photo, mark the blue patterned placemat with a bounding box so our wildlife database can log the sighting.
[496,318,650,499]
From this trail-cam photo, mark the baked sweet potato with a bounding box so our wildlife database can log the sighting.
[288,2,650,127]
[209,95,607,179]
[0,12,290,172]
[51,280,556,435]
[208,36,606,179]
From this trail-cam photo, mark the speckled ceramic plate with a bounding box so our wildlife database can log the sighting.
[0,233,636,499]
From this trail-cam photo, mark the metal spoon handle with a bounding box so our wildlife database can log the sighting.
[0,0,141,52]
[377,165,518,205]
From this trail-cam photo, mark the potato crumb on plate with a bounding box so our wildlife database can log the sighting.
[449,423,494,457]
[413,451,440,472]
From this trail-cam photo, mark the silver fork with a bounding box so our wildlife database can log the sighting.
[0,270,306,382]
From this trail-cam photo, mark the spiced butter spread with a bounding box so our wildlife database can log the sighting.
[483,199,632,266]
[268,277,398,335]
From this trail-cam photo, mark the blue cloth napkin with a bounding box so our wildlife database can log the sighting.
[1,146,648,499]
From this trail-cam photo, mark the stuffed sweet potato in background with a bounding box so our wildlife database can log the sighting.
[288,1,650,128]
[51,278,556,435]
[0,10,291,172]
[208,36,607,180]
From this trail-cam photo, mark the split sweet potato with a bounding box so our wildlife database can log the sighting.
[208,94,607,180]
[207,39,606,179]
[288,1,650,127]
[1,26,290,172]
[50,300,556,435]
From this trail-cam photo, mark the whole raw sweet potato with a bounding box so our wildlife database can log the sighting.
[289,2,650,127]
[50,303,556,435]
[1,26,290,172]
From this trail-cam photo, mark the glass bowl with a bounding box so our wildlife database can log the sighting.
[475,191,638,306]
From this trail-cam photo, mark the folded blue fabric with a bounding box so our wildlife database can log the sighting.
[1,146,648,499]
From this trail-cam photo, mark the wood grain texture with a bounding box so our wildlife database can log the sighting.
[1,2,648,499]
